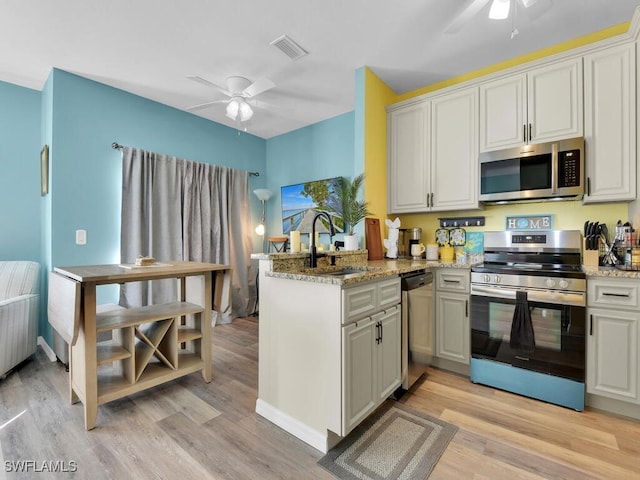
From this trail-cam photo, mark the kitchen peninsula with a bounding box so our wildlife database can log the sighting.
[252,249,469,452]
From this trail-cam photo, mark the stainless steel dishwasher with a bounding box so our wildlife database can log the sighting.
[400,270,434,390]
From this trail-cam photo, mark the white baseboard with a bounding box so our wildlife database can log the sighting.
[586,393,640,421]
[255,399,330,453]
[37,336,57,362]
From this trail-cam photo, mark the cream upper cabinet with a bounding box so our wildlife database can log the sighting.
[387,100,429,213]
[583,43,636,203]
[479,74,525,151]
[430,87,480,211]
[480,58,583,151]
[387,87,480,214]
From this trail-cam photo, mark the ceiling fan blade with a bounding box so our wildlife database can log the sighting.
[444,0,492,34]
[489,0,510,20]
[186,75,232,97]
[242,77,276,98]
[186,99,228,112]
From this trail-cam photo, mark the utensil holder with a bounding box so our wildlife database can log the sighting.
[583,239,599,267]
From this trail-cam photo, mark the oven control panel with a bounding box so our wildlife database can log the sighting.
[471,272,586,293]
[511,234,547,244]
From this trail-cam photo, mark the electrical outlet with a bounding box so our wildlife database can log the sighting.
[76,229,87,245]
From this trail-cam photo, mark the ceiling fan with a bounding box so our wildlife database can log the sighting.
[445,0,549,34]
[186,75,276,123]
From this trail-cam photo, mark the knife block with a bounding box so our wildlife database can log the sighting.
[583,239,600,267]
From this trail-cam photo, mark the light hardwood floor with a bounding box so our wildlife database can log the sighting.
[1,316,638,479]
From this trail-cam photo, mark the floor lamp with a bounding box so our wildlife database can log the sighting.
[253,188,273,317]
[253,188,273,253]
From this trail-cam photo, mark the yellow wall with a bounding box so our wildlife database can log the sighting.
[363,21,632,242]
[363,67,399,221]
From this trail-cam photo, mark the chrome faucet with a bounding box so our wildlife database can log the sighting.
[310,212,336,268]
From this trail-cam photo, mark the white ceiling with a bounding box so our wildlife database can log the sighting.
[1,0,639,139]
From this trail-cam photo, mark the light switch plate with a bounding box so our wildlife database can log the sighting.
[76,229,87,245]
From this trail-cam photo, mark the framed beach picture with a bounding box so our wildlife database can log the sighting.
[280,177,341,235]
[40,145,49,195]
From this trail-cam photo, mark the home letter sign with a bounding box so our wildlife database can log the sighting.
[505,215,553,231]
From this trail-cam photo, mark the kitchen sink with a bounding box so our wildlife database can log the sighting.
[300,266,382,277]
[317,268,368,276]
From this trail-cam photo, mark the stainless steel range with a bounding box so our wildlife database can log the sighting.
[470,230,586,411]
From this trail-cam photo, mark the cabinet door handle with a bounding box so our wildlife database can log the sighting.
[465,300,469,318]
[443,279,461,284]
[587,177,591,196]
[602,292,630,298]
[430,192,434,207]
[589,314,593,336]
[528,123,532,142]
[523,124,527,143]
[376,322,381,344]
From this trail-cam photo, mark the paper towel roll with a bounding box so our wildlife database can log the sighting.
[290,230,301,253]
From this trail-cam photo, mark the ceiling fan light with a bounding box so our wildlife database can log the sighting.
[226,99,240,120]
[239,101,254,122]
[489,0,510,19]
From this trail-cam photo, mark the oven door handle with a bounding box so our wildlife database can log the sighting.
[471,284,585,307]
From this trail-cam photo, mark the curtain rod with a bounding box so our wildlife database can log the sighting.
[111,142,259,176]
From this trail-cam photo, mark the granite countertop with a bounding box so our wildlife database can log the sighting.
[255,250,640,283]
[583,265,640,279]
[262,255,472,286]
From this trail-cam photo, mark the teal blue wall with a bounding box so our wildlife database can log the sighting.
[264,111,356,240]
[48,69,266,270]
[0,81,42,261]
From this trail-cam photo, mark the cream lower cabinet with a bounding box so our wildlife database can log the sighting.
[342,306,400,435]
[586,277,639,404]
[435,269,470,365]
[583,43,636,203]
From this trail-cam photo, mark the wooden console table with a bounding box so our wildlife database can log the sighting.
[48,261,229,430]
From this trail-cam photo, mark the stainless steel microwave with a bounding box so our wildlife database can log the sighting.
[479,137,584,203]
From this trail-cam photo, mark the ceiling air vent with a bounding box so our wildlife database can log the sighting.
[270,34,308,61]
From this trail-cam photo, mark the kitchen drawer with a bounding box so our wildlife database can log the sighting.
[587,277,640,310]
[436,269,470,293]
[343,282,378,324]
[342,277,401,324]
[378,277,401,310]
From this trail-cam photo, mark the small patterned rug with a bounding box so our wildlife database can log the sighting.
[318,401,457,480]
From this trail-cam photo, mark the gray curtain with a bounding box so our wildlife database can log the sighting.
[119,147,254,323]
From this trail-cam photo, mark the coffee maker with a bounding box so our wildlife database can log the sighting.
[408,227,422,257]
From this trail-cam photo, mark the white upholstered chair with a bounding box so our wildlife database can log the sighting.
[0,261,40,377]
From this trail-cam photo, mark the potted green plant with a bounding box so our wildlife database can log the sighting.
[329,174,372,250]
